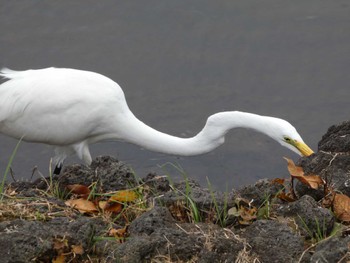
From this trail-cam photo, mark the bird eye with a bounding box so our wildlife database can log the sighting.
[284,137,291,142]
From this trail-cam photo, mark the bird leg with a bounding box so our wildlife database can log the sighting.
[53,163,62,175]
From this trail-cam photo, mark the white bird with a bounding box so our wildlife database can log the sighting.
[0,67,313,174]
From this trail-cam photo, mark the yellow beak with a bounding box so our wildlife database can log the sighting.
[295,141,314,156]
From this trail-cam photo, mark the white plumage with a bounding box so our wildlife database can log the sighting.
[0,67,313,174]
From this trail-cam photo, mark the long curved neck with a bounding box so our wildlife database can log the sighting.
[112,111,277,156]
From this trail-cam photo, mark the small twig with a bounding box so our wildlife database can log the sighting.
[328,153,339,167]
[175,223,191,235]
[321,153,338,196]
[298,233,340,263]
[297,243,317,263]
[163,235,174,246]
[10,167,16,182]
[31,166,45,181]
[337,252,349,263]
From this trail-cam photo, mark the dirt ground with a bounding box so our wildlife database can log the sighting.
[1,121,350,262]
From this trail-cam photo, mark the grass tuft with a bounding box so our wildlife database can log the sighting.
[207,177,229,227]
[0,138,22,200]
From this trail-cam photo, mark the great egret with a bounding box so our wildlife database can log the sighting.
[0,67,313,174]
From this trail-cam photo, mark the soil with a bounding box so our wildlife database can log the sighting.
[1,122,350,262]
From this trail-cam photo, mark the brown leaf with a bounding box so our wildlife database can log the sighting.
[169,203,188,222]
[271,178,286,185]
[71,244,84,255]
[109,227,127,237]
[239,206,257,225]
[284,157,324,189]
[98,201,108,210]
[284,157,304,176]
[99,200,123,213]
[276,192,296,202]
[333,193,350,222]
[65,198,98,214]
[294,174,324,190]
[109,190,138,203]
[7,189,17,196]
[53,238,68,250]
[322,194,334,208]
[109,226,129,243]
[52,254,66,263]
[53,238,68,263]
[66,184,90,198]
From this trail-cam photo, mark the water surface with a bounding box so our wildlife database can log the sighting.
[0,1,349,190]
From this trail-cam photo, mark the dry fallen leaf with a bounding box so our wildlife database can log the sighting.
[98,201,108,210]
[284,157,324,189]
[52,254,66,263]
[276,192,296,202]
[53,238,68,250]
[294,174,324,190]
[7,189,17,196]
[109,190,138,203]
[284,157,304,176]
[333,193,350,222]
[65,198,98,214]
[71,244,84,255]
[52,238,68,263]
[228,207,241,217]
[99,200,123,213]
[239,206,257,225]
[168,202,188,222]
[227,198,257,225]
[109,227,127,237]
[66,184,90,198]
[271,178,285,185]
[109,226,129,243]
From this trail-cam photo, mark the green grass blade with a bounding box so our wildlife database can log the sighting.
[0,138,22,200]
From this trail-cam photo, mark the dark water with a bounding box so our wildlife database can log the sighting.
[0,1,349,190]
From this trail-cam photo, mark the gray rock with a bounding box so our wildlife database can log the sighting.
[59,155,139,192]
[298,152,350,199]
[129,206,176,235]
[318,121,350,153]
[115,206,246,262]
[237,178,285,206]
[0,217,108,262]
[243,220,304,263]
[311,236,350,263]
[297,121,350,199]
[276,195,334,239]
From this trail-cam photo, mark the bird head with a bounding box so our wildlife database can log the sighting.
[268,118,314,157]
[280,135,314,156]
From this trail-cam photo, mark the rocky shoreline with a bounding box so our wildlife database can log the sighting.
[1,122,350,262]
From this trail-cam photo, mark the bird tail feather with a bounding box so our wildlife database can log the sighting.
[0,68,32,80]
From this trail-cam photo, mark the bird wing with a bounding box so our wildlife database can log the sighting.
[0,68,127,145]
